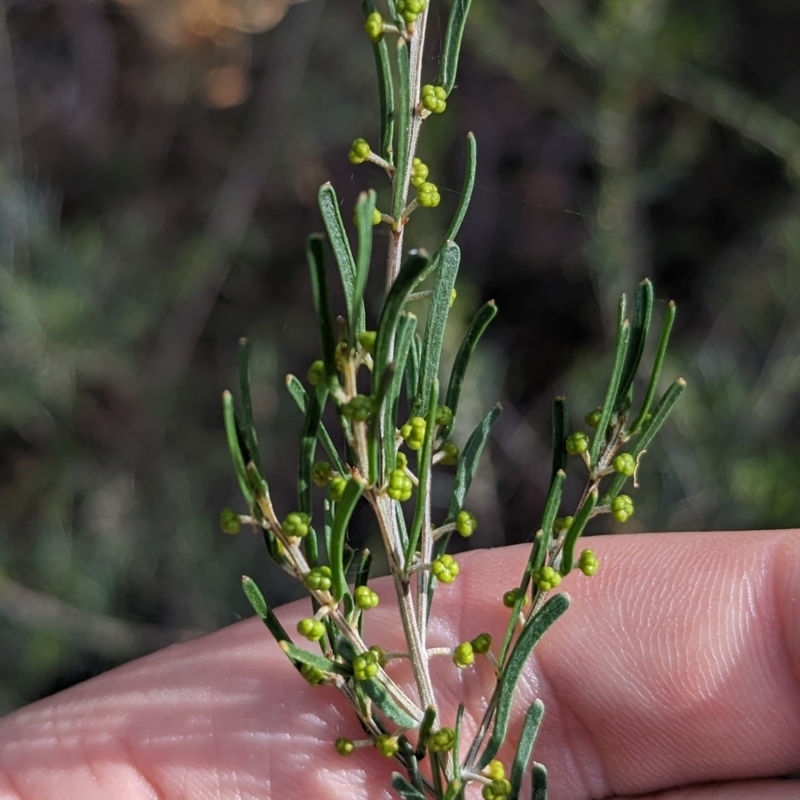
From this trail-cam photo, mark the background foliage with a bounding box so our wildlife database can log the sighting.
[2,0,800,712]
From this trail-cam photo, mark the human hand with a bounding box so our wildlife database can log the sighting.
[0,530,798,800]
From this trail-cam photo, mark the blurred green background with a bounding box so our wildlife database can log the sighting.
[2,0,800,712]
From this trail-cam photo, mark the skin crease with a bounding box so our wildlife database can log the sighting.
[0,530,797,800]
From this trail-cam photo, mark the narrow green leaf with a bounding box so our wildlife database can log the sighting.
[407,331,423,401]
[478,593,570,769]
[223,390,254,505]
[330,478,365,601]
[318,183,364,334]
[446,403,502,522]
[279,640,352,677]
[384,312,417,478]
[374,252,430,389]
[237,339,262,473]
[416,243,460,415]
[241,575,293,644]
[436,0,473,95]
[541,469,565,539]
[600,378,686,506]
[615,278,653,413]
[299,388,325,515]
[354,548,372,589]
[589,302,631,466]
[630,300,676,434]
[398,737,424,794]
[369,363,396,485]
[509,700,545,800]
[415,706,437,758]
[391,773,427,800]
[442,300,497,439]
[453,702,465,781]
[362,0,395,162]
[361,676,420,727]
[307,234,337,381]
[352,190,377,345]
[285,375,345,474]
[531,763,548,800]
[445,132,477,243]
[550,396,568,483]
[406,380,439,565]
[560,487,598,576]
[393,39,412,220]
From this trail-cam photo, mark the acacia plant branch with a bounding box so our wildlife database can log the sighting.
[221,3,684,799]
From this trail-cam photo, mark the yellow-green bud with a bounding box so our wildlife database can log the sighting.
[435,404,453,427]
[482,779,512,800]
[484,760,505,782]
[432,553,459,583]
[578,548,599,576]
[410,157,429,188]
[417,181,441,208]
[329,475,348,501]
[353,650,380,681]
[364,10,384,42]
[453,641,474,668]
[429,727,456,752]
[297,617,325,641]
[531,565,561,592]
[471,632,492,654]
[566,431,589,455]
[335,737,355,756]
[312,461,333,487]
[439,441,459,465]
[301,663,325,685]
[395,0,426,23]
[305,565,333,591]
[348,137,372,164]
[354,585,380,610]
[502,588,528,608]
[455,509,478,537]
[376,734,399,757]
[283,511,310,538]
[387,468,413,501]
[612,452,636,477]
[553,515,573,534]
[220,508,241,534]
[421,83,447,114]
[449,288,457,307]
[307,359,325,386]
[611,494,635,523]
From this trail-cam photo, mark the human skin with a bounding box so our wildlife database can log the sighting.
[0,530,798,800]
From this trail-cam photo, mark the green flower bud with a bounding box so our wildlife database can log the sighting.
[301,663,325,685]
[612,452,636,477]
[375,734,399,757]
[400,416,426,450]
[482,779,512,800]
[387,468,413,501]
[483,760,506,782]
[395,0,426,23]
[578,548,599,577]
[305,565,333,591]
[395,451,408,470]
[429,727,456,752]
[220,507,241,534]
[312,461,333,487]
[553,515,573,534]
[439,441,459,466]
[353,206,383,227]
[455,509,478,537]
[449,288,457,307]
[364,10,384,42]
[335,737,355,756]
[531,565,561,592]
[585,408,603,428]
[354,585,380,610]
[611,494,635,523]
[435,404,453,427]
[353,650,380,681]
[421,83,447,114]
[283,511,311,538]
[417,181,441,208]
[329,475,348,501]
[431,553,459,584]
[410,157,429,188]
[342,394,374,422]
[348,137,372,165]
[566,431,589,455]
[307,359,326,386]
[502,588,528,608]
[471,632,492,654]
[368,644,388,667]
[453,641,474,668]
[297,617,325,641]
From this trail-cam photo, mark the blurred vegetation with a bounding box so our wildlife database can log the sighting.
[2,0,800,712]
